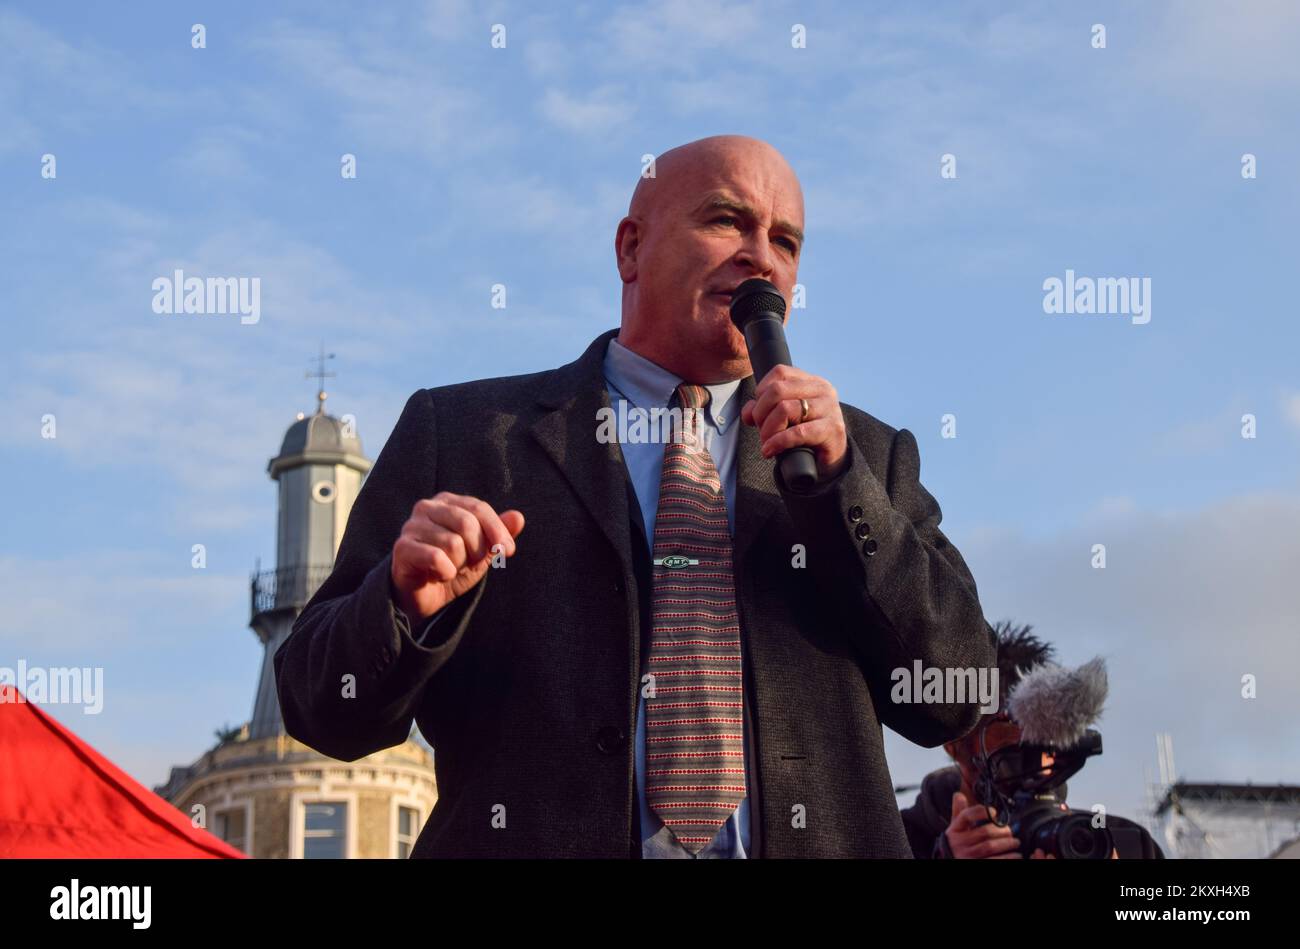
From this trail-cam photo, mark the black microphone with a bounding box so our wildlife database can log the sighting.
[729,278,820,493]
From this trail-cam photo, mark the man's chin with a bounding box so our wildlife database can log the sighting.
[715,329,752,378]
[714,351,752,382]
[676,310,751,380]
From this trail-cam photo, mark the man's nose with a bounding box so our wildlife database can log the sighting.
[734,227,777,276]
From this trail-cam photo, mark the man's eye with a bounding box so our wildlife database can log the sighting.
[714,216,797,252]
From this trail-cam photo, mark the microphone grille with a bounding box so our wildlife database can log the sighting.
[730,278,786,329]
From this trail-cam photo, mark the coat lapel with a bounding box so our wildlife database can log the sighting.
[527,329,635,576]
[733,373,786,569]
[528,332,788,577]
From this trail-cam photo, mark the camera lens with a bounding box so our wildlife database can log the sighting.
[1019,810,1113,859]
[1055,813,1111,860]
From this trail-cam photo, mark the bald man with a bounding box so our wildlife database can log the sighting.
[276,135,995,859]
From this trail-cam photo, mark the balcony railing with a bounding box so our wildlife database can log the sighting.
[250,564,336,619]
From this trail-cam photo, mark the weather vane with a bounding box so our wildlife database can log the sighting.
[306,344,336,413]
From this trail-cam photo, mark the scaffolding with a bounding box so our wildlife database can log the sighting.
[1146,733,1300,859]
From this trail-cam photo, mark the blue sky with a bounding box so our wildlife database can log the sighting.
[2,0,1297,832]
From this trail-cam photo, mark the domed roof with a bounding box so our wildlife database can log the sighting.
[277,409,363,457]
[267,391,372,480]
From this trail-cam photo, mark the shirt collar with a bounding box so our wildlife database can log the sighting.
[603,337,741,433]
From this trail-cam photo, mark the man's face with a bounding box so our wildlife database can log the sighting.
[954,716,1057,797]
[619,142,805,381]
[979,718,1024,757]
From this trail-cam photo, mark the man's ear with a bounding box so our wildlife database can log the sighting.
[943,740,959,760]
[614,217,641,282]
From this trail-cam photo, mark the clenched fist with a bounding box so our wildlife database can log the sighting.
[390,492,525,623]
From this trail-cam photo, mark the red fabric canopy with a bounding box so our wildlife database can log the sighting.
[0,685,245,858]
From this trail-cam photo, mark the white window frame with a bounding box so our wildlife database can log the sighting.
[391,796,424,859]
[213,796,254,857]
[291,790,357,860]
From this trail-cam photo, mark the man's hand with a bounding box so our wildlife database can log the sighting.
[740,364,847,481]
[390,492,525,623]
[945,792,1024,859]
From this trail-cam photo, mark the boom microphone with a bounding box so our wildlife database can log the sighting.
[729,278,820,493]
[1006,657,1108,749]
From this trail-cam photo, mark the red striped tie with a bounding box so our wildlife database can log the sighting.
[645,383,745,854]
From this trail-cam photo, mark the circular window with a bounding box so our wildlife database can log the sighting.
[312,480,336,503]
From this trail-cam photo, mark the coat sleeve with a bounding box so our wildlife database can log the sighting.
[777,421,996,748]
[273,388,487,762]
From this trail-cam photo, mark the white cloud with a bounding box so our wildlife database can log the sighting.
[246,19,512,164]
[0,554,244,657]
[1086,495,1139,521]
[1152,399,1254,457]
[0,8,185,149]
[538,85,633,134]
[173,125,264,182]
[523,37,573,81]
[2,198,440,533]
[1125,0,1300,132]
[603,0,765,69]
[1281,390,1300,432]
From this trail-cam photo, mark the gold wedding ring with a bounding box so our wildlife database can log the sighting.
[799,398,810,423]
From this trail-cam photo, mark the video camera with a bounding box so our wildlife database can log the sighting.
[973,657,1113,859]
[975,728,1111,859]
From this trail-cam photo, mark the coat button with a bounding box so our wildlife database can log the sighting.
[848,505,864,522]
[613,579,623,593]
[854,522,871,540]
[595,725,626,754]
[862,538,878,557]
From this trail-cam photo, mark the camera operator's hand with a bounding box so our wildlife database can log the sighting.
[946,792,1023,859]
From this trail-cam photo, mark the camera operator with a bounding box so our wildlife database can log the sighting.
[899,622,1162,860]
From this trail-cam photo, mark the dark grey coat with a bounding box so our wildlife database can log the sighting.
[274,328,995,858]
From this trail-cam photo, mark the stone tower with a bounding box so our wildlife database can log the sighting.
[156,374,438,858]
[248,390,371,740]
